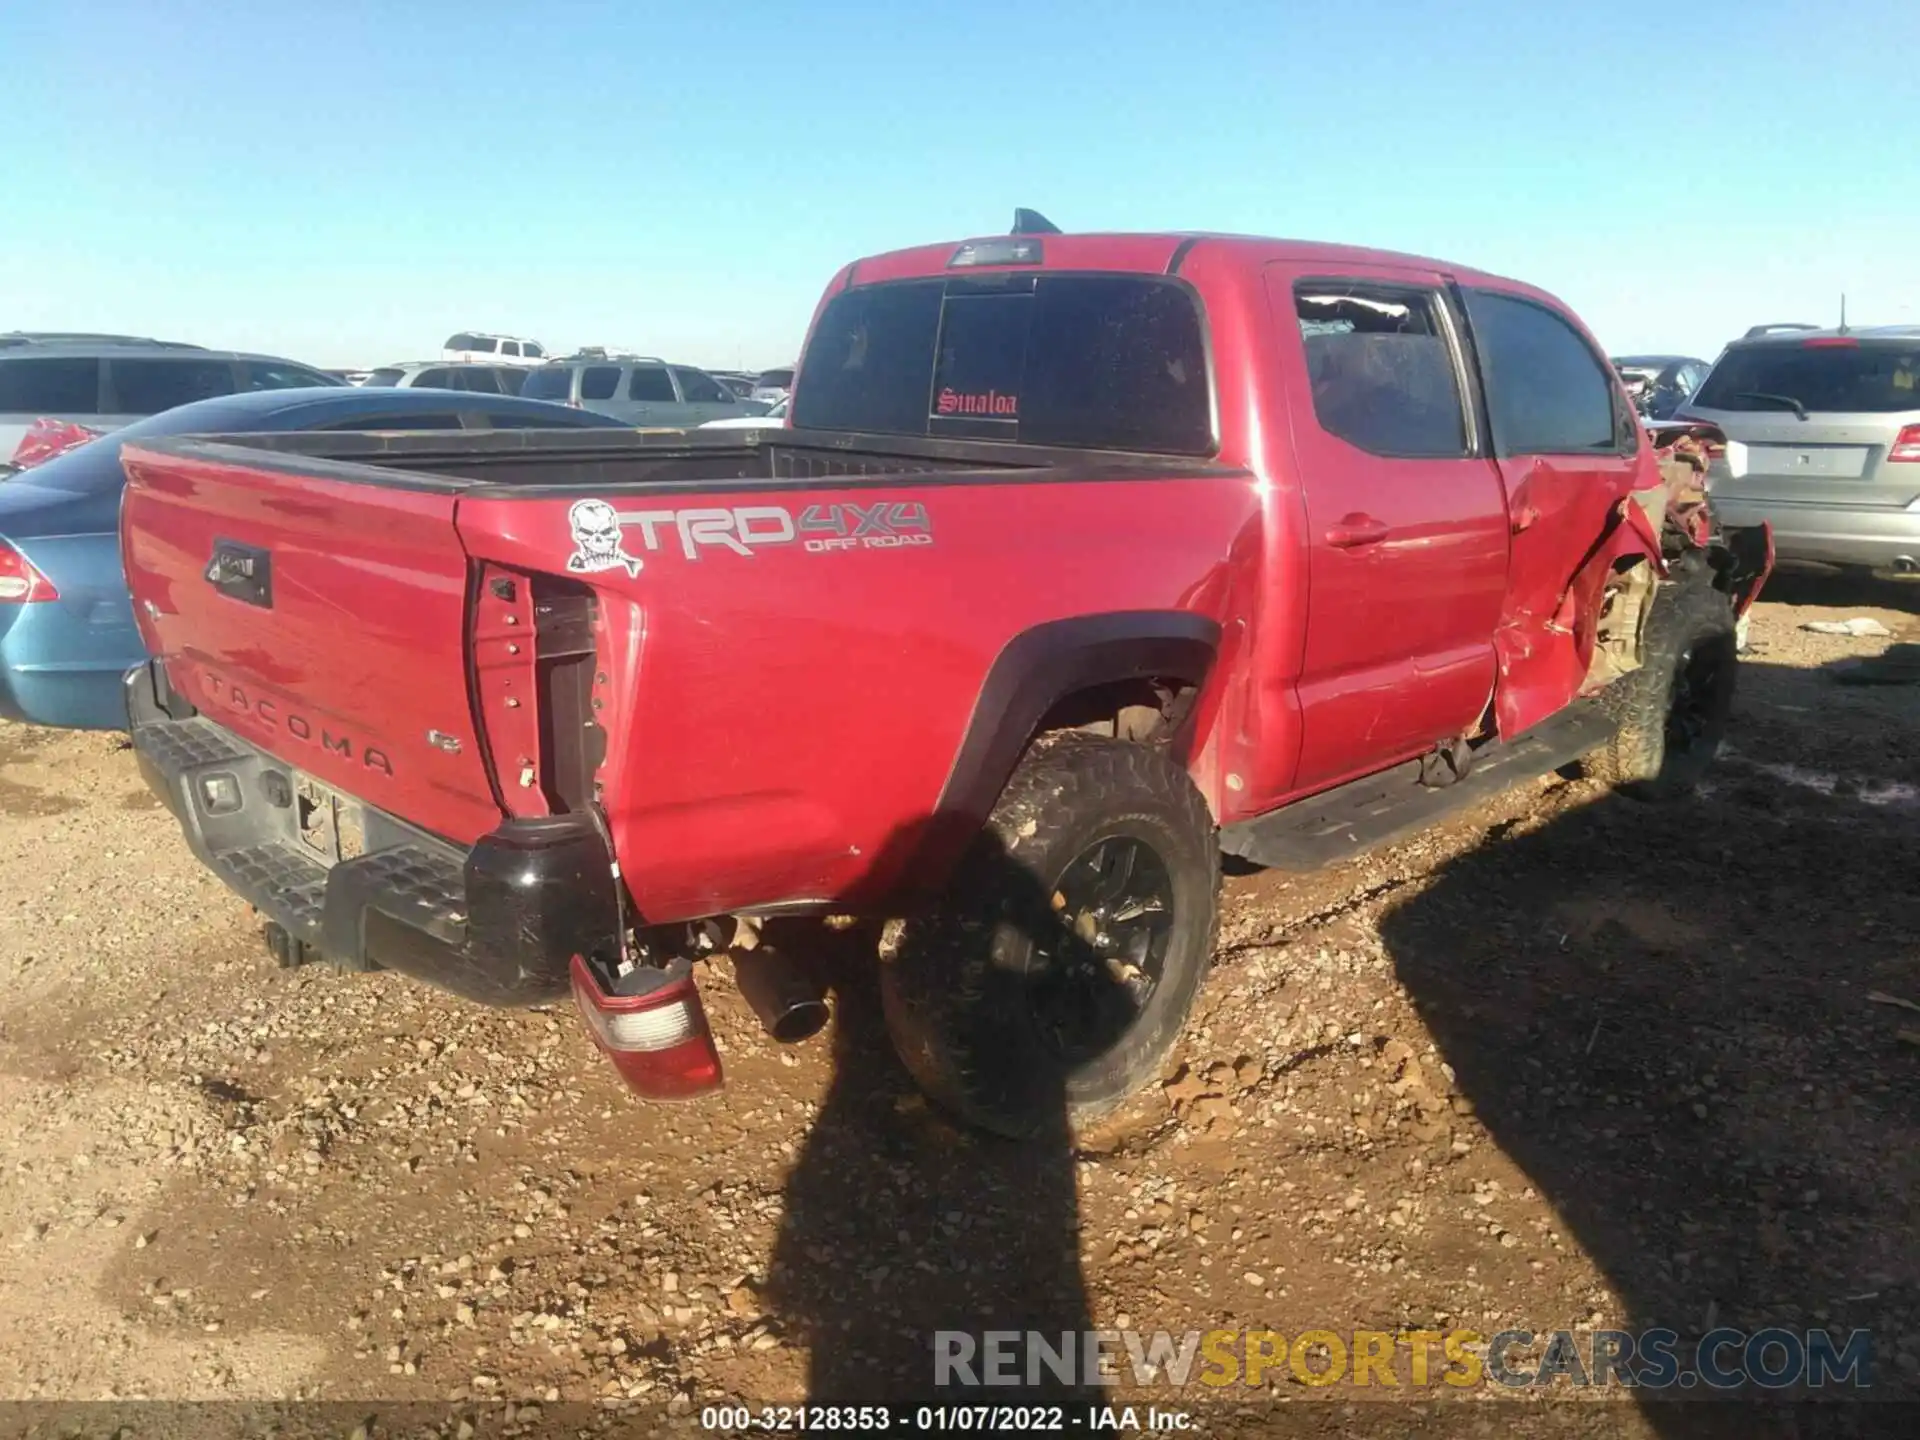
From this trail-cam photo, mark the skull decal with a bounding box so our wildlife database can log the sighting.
[565,498,642,577]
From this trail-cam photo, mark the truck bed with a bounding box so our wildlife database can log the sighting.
[118,425,1257,922]
[127,426,1208,497]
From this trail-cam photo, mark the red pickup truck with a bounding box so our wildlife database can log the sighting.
[119,222,1771,1136]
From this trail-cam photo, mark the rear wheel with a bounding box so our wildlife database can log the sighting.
[880,734,1219,1138]
[1589,567,1738,800]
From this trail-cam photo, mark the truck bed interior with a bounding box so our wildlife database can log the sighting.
[131,428,1234,496]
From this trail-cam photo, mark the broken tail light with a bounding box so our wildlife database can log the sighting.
[0,540,58,602]
[1889,425,1920,463]
[570,952,723,1100]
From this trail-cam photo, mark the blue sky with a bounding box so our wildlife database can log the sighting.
[7,0,1915,370]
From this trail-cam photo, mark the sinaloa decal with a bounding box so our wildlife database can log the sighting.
[564,501,934,564]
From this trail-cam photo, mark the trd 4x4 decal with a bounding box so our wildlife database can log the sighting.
[568,501,934,564]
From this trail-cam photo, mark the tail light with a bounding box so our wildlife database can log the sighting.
[0,540,58,602]
[570,953,723,1099]
[1889,425,1920,463]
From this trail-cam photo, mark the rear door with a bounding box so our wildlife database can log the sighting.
[624,364,682,425]
[1264,266,1510,794]
[104,357,239,422]
[576,365,627,420]
[1460,286,1648,738]
[1687,338,1920,510]
[119,443,502,842]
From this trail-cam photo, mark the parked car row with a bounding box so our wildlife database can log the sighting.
[519,357,773,426]
[0,385,625,731]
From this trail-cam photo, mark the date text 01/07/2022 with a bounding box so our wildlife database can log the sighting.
[699,1404,1196,1432]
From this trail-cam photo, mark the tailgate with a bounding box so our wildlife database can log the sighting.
[120,442,503,843]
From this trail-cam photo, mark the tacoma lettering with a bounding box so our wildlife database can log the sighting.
[202,672,394,778]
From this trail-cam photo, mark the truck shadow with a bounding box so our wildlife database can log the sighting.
[760,825,1125,1412]
[1375,656,1920,1426]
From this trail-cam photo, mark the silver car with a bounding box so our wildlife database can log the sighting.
[1685,325,1920,573]
[518,358,769,426]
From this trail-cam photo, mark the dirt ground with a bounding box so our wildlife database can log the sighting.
[0,570,1915,1438]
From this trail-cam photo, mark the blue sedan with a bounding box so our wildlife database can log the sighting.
[0,386,625,730]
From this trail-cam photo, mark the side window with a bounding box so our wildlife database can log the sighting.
[457,368,503,394]
[494,368,526,395]
[245,361,336,391]
[1294,285,1468,459]
[415,369,454,388]
[1682,362,1710,396]
[501,341,521,358]
[320,411,465,431]
[1464,290,1620,455]
[524,342,545,360]
[671,367,727,403]
[580,366,621,401]
[107,359,237,413]
[627,365,676,401]
[0,357,101,413]
[468,337,497,355]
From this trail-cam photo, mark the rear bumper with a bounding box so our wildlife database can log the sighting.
[126,660,621,1007]
[1710,496,1920,569]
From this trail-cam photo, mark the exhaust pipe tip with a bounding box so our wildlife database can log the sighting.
[730,946,831,1045]
[1891,556,1918,575]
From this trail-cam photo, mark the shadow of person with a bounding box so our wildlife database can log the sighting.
[1376,664,1920,1428]
[760,818,1156,1416]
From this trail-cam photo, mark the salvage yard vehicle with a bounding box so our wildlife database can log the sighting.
[1681,324,1920,574]
[118,220,1773,1137]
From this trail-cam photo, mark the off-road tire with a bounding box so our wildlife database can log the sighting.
[1589,563,1739,801]
[880,734,1219,1139]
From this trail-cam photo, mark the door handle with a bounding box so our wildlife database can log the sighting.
[1325,513,1390,549]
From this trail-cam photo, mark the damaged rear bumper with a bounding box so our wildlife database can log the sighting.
[125,660,621,1007]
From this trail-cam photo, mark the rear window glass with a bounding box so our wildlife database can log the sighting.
[446,333,481,350]
[454,368,503,394]
[520,368,573,401]
[0,357,99,414]
[628,366,676,402]
[108,358,237,413]
[364,368,407,387]
[580,366,621,401]
[1692,343,1920,415]
[792,275,1213,455]
[757,368,794,387]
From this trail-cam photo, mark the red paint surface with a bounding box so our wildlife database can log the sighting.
[122,233,1678,924]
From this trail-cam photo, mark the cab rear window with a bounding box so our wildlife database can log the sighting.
[793,275,1214,455]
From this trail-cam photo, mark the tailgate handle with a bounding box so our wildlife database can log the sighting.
[204,539,273,608]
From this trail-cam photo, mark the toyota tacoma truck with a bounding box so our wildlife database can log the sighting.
[119,218,1772,1137]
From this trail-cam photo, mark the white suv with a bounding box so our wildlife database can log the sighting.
[442,333,548,367]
